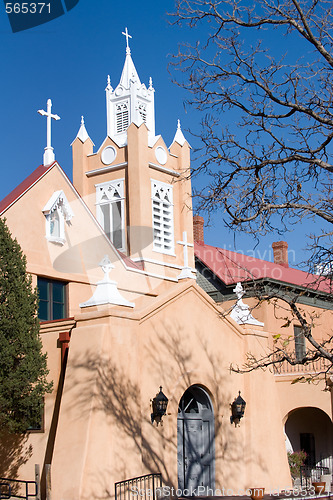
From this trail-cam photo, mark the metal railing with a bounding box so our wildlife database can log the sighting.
[273,357,330,375]
[115,473,162,500]
[0,478,37,500]
[300,466,330,489]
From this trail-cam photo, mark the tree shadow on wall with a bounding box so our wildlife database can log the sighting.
[0,432,33,494]
[67,354,176,499]
[66,318,268,498]
[146,321,266,489]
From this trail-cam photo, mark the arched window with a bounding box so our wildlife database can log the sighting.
[96,179,125,250]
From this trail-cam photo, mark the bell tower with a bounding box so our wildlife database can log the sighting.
[105,28,155,147]
[72,29,194,280]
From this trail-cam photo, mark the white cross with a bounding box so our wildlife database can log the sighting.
[99,255,114,281]
[122,27,132,54]
[177,231,195,280]
[38,99,60,166]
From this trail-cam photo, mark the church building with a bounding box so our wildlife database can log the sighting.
[0,30,332,500]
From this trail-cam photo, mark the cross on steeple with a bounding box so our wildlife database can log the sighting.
[38,99,60,166]
[177,231,195,280]
[122,27,132,54]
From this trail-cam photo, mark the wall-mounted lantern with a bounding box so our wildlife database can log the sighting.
[151,386,168,426]
[230,391,246,426]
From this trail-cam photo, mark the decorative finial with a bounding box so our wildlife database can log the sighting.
[177,119,181,130]
[177,231,196,280]
[99,255,114,281]
[233,282,245,300]
[122,27,132,55]
[105,75,113,92]
[81,116,84,125]
[149,77,153,90]
[37,99,61,166]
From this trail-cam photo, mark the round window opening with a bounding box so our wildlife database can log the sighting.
[101,146,117,166]
[155,146,168,166]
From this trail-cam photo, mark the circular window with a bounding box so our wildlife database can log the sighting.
[101,146,117,166]
[155,146,168,165]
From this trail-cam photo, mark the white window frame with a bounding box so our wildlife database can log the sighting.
[151,179,174,255]
[95,179,125,251]
[42,190,73,245]
[115,101,129,134]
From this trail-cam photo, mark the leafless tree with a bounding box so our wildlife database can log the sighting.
[171,0,333,273]
[227,280,333,380]
[170,0,333,376]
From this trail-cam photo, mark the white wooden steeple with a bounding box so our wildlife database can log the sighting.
[106,28,155,146]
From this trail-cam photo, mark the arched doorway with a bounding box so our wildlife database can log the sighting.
[177,385,215,492]
[285,407,333,469]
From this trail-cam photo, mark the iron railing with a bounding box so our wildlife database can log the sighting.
[115,473,162,500]
[300,466,330,489]
[273,357,330,375]
[0,478,37,500]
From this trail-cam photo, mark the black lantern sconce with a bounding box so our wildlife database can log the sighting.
[230,391,246,426]
[151,386,168,425]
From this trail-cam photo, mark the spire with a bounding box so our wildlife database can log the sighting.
[119,27,141,88]
[105,30,155,141]
[119,51,141,88]
[171,119,187,147]
[72,116,94,145]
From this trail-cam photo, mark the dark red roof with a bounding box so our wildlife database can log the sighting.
[0,163,55,215]
[194,242,331,294]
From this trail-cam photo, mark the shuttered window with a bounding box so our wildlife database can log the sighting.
[151,180,174,254]
[116,102,129,133]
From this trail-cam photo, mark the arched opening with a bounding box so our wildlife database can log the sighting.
[285,407,333,470]
[177,385,215,492]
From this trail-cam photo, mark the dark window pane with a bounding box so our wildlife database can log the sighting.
[294,325,306,362]
[53,281,64,303]
[38,278,49,301]
[39,300,49,321]
[53,302,65,320]
[101,204,111,239]
[112,201,123,249]
[37,278,66,321]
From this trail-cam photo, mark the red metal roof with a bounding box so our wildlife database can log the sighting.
[194,242,331,294]
[0,163,55,215]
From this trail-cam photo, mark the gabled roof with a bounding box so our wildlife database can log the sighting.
[0,162,145,274]
[194,242,331,294]
[0,163,55,215]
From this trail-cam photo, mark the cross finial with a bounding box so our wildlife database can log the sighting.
[37,99,61,166]
[99,255,114,281]
[177,119,181,130]
[177,231,195,280]
[149,77,153,90]
[81,116,84,125]
[122,27,132,55]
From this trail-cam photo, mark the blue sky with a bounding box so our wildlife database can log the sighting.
[0,0,316,268]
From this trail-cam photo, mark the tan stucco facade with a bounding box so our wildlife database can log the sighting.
[1,44,332,500]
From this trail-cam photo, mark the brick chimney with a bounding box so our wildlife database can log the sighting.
[272,241,289,268]
[193,215,204,244]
